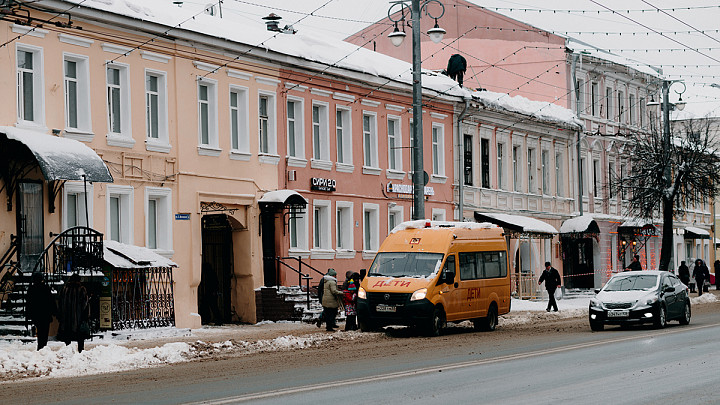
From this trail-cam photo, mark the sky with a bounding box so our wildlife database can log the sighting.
[193,0,720,118]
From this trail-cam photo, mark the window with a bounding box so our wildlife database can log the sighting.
[286,98,304,159]
[605,87,613,120]
[63,182,93,229]
[527,147,536,193]
[388,205,403,234]
[555,152,563,197]
[581,157,587,194]
[363,203,379,258]
[145,70,168,146]
[617,90,625,123]
[593,159,600,197]
[608,161,615,199]
[575,79,584,114]
[312,102,330,162]
[336,108,352,167]
[541,150,550,195]
[258,92,278,156]
[431,124,445,176]
[639,97,645,127]
[387,116,402,171]
[513,145,521,192]
[230,86,250,156]
[17,46,43,125]
[289,209,308,252]
[363,113,378,168]
[197,79,218,149]
[497,143,504,190]
[629,94,636,125]
[481,138,490,188]
[464,134,473,186]
[145,187,172,254]
[106,63,132,143]
[312,200,331,251]
[63,54,91,133]
[459,251,507,280]
[591,82,599,116]
[336,201,354,254]
[106,185,134,244]
[431,208,446,222]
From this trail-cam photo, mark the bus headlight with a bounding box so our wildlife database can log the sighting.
[357,287,366,299]
[410,288,427,301]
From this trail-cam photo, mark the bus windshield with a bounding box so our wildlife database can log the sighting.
[368,252,444,278]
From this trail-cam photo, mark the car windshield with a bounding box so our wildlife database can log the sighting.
[368,252,444,278]
[603,274,659,291]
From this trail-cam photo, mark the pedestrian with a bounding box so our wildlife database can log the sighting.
[678,260,690,287]
[714,260,720,290]
[538,262,561,312]
[343,273,359,331]
[321,268,344,331]
[692,259,710,296]
[625,255,642,271]
[26,272,55,351]
[315,274,326,328]
[58,273,90,352]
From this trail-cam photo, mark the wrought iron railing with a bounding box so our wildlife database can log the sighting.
[33,226,104,282]
[111,267,175,330]
[0,263,22,314]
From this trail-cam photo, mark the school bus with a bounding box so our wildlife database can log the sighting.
[357,220,511,336]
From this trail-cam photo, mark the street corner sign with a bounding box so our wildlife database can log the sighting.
[175,213,191,220]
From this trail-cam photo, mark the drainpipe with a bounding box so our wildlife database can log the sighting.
[457,97,471,221]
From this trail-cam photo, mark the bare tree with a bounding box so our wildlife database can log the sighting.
[613,117,720,271]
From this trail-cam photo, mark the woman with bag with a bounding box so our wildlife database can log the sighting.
[58,273,90,352]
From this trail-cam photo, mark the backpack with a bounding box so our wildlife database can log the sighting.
[317,278,325,302]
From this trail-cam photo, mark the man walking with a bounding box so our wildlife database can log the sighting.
[538,262,561,312]
[692,259,710,296]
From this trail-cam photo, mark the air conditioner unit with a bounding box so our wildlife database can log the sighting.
[288,170,296,181]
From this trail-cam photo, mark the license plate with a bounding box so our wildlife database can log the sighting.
[607,310,629,318]
[376,304,396,313]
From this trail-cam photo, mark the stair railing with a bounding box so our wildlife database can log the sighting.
[33,226,104,282]
[0,263,22,314]
[0,234,18,271]
[276,256,327,309]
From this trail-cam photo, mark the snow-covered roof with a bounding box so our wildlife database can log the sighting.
[560,215,599,234]
[471,90,583,130]
[103,240,177,269]
[60,0,470,101]
[390,220,497,234]
[566,38,661,78]
[0,126,113,182]
[685,226,710,237]
[474,212,558,235]
[258,190,307,205]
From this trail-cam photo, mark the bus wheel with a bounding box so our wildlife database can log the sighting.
[358,317,377,332]
[474,304,498,332]
[426,307,445,337]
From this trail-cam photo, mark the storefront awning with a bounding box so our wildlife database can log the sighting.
[617,218,657,236]
[474,212,557,239]
[0,126,113,182]
[103,240,177,269]
[684,226,710,240]
[258,189,307,207]
[559,215,600,235]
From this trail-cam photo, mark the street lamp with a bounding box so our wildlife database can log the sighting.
[387,0,445,220]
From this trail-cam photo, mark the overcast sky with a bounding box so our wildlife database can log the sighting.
[190,0,720,117]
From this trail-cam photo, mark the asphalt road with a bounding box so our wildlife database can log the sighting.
[5,303,720,405]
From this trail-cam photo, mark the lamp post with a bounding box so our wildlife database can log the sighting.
[388,0,445,220]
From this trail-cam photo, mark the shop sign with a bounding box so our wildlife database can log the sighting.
[386,183,434,196]
[311,177,336,192]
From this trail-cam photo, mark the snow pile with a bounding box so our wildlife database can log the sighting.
[471,90,583,129]
[691,293,718,305]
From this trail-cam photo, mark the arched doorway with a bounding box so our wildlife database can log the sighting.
[199,214,233,325]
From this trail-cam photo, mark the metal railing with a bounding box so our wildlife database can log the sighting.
[275,257,325,309]
[511,272,541,300]
[34,226,104,282]
[111,267,175,330]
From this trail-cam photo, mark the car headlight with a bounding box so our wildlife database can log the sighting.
[645,296,658,306]
[590,299,602,309]
[357,287,366,299]
[410,288,427,301]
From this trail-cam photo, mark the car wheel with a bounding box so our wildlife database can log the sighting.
[590,319,604,331]
[654,305,667,329]
[679,301,691,325]
[426,307,445,337]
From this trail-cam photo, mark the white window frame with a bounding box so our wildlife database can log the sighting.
[593,158,601,198]
[229,85,250,160]
[541,149,550,195]
[431,123,446,179]
[387,115,403,174]
[335,107,353,172]
[497,142,505,190]
[388,204,404,235]
[431,208,446,222]
[63,53,92,137]
[362,111,379,172]
[288,209,309,257]
[145,187,173,257]
[62,182,94,230]
[362,203,380,259]
[286,96,305,165]
[106,185,134,244]
[527,147,536,194]
[311,101,331,170]
[605,87,613,120]
[555,151,564,197]
[311,199,333,259]
[629,94,636,125]
[105,62,134,147]
[258,90,278,162]
[335,201,355,258]
[16,44,45,128]
[145,69,170,152]
[197,77,219,155]
[513,145,522,192]
[617,90,625,124]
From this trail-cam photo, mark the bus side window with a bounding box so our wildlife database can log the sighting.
[441,255,456,285]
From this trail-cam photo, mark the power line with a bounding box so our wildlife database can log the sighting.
[0,0,89,48]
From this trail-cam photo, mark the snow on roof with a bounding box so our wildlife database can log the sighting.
[1,126,113,182]
[470,90,583,130]
[62,0,470,100]
[618,218,654,228]
[258,190,307,204]
[390,220,497,234]
[559,215,596,234]
[685,226,710,236]
[566,38,661,78]
[475,212,558,235]
[103,240,177,268]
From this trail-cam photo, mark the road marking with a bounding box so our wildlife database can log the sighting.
[183,322,719,404]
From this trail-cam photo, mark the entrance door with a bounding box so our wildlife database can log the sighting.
[200,214,233,325]
[561,237,595,288]
[17,182,44,272]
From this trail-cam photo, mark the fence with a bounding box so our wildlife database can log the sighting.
[111,267,175,329]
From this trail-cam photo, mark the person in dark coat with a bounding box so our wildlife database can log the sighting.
[446,54,467,87]
[321,269,344,331]
[26,272,55,351]
[625,255,642,271]
[692,259,710,296]
[538,262,561,312]
[58,273,89,352]
[714,260,720,290]
[678,261,690,287]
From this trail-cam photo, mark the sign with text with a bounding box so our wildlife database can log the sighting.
[311,177,336,192]
[175,213,191,220]
[386,183,434,196]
